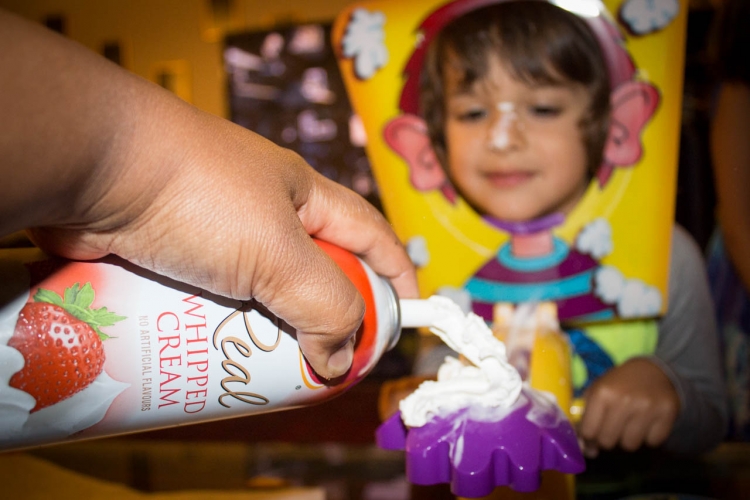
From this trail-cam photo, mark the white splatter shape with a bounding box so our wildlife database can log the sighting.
[620,0,679,35]
[576,218,613,259]
[594,266,662,318]
[342,9,389,79]
[406,235,430,268]
[594,265,625,304]
[617,279,662,318]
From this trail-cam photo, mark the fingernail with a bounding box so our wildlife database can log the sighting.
[326,337,354,379]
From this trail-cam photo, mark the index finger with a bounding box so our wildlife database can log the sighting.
[579,391,606,442]
[298,176,419,300]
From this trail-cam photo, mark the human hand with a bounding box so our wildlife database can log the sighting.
[1,9,417,380]
[578,357,680,458]
[25,84,417,381]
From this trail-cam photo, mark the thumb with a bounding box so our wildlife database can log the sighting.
[259,233,365,381]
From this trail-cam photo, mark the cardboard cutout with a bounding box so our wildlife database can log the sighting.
[333,0,686,323]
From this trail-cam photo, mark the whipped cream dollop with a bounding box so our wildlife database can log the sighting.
[399,296,522,427]
[0,276,129,448]
[0,293,36,433]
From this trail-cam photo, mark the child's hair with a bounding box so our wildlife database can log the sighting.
[419,1,611,176]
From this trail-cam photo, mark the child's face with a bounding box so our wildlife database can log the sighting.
[443,54,592,223]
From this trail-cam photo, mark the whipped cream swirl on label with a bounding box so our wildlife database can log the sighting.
[399,296,522,427]
[0,262,129,447]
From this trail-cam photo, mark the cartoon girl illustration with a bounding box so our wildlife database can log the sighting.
[338,0,726,460]
[383,0,660,326]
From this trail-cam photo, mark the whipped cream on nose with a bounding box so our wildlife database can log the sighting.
[398,296,522,428]
[488,101,520,151]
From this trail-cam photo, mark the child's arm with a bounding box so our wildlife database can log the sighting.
[578,357,679,457]
[649,225,728,453]
[580,225,727,456]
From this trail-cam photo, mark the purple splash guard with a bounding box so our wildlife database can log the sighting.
[376,388,585,498]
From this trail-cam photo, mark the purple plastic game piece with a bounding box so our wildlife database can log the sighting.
[376,387,585,498]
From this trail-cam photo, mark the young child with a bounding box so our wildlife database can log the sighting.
[387,0,727,457]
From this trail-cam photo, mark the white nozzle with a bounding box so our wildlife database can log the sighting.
[399,299,439,328]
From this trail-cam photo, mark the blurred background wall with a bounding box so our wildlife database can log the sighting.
[0,0,355,118]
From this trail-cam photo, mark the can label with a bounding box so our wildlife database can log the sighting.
[0,249,386,451]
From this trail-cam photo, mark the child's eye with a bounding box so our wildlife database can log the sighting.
[528,105,562,118]
[456,108,488,122]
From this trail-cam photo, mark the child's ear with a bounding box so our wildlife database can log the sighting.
[603,81,660,167]
[383,114,447,191]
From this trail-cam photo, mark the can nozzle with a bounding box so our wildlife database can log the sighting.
[398,299,440,329]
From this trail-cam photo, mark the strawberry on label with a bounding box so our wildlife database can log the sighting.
[7,282,126,412]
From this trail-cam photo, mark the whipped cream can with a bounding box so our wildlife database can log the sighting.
[0,240,401,451]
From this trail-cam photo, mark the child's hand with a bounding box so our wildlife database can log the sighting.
[578,357,680,458]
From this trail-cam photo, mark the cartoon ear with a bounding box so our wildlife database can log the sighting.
[383,114,447,191]
[603,81,660,168]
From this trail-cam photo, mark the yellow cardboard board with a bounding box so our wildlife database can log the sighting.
[333,0,686,323]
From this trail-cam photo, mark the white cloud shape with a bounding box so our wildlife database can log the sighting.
[0,293,36,437]
[617,279,662,318]
[576,218,613,259]
[0,370,129,449]
[342,8,388,79]
[406,235,430,268]
[594,265,662,318]
[620,0,679,35]
[594,265,625,304]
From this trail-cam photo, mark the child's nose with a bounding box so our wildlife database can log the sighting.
[487,102,525,152]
